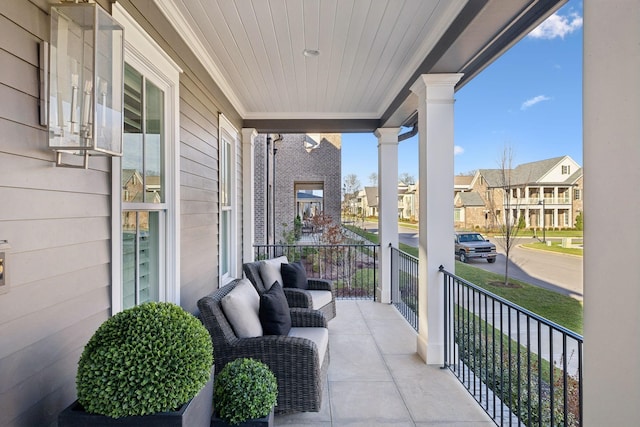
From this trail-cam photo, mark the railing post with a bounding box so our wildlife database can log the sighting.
[440,265,448,369]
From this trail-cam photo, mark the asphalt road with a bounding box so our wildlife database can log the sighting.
[465,237,583,301]
[359,221,583,300]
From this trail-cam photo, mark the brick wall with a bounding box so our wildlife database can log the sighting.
[254,134,342,243]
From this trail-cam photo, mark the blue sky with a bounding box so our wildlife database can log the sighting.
[342,1,583,186]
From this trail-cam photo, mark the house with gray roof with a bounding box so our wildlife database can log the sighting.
[455,156,583,231]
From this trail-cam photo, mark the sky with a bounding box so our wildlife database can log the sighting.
[341,0,583,187]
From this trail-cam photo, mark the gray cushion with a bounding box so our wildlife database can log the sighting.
[307,290,333,310]
[220,278,262,338]
[289,327,329,364]
[259,256,288,290]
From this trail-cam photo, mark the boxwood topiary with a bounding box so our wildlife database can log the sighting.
[76,302,213,418]
[214,358,278,425]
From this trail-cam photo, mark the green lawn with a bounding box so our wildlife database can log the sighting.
[455,261,583,334]
[521,241,583,256]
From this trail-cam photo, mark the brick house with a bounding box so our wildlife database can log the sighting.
[254,133,341,244]
[454,156,583,231]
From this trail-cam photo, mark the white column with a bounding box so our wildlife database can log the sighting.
[241,128,257,263]
[375,128,400,304]
[584,1,640,424]
[410,73,462,364]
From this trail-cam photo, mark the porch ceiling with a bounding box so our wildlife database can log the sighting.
[154,0,566,132]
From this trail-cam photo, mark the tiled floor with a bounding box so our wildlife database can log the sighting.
[275,300,495,426]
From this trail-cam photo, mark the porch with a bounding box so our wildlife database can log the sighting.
[275,300,493,426]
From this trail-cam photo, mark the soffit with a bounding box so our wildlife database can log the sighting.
[153,0,566,132]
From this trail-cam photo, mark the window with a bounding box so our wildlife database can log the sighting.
[219,114,239,283]
[562,165,571,174]
[112,5,180,313]
[574,189,581,200]
[121,64,165,309]
[454,208,464,222]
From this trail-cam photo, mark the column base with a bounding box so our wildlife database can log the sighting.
[417,334,444,365]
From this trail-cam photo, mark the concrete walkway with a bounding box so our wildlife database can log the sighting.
[275,300,494,426]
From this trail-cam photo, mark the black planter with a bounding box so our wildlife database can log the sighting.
[211,408,274,427]
[59,370,214,427]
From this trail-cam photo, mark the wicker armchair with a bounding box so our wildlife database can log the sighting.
[197,279,329,413]
[243,260,337,321]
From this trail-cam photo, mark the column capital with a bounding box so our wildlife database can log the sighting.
[374,127,401,143]
[241,128,258,144]
[410,73,464,99]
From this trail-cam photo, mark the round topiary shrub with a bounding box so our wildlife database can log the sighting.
[214,358,278,425]
[76,302,213,418]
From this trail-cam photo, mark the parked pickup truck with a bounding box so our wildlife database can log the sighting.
[455,231,497,263]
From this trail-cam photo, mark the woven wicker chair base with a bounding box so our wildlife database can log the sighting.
[198,279,330,414]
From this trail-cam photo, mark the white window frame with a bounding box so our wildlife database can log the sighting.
[111,4,181,314]
[219,113,239,285]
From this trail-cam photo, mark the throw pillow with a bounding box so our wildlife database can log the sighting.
[259,282,292,335]
[221,279,263,338]
[280,261,309,290]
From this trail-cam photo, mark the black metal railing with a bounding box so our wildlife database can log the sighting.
[390,246,418,330]
[253,244,378,300]
[440,266,583,427]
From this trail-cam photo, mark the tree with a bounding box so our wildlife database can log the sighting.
[343,174,361,197]
[399,172,415,185]
[343,174,361,219]
[492,145,527,286]
[368,172,378,186]
[574,211,583,231]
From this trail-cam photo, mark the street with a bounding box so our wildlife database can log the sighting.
[359,221,583,300]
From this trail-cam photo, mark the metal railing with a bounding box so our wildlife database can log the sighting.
[440,266,583,426]
[390,246,418,330]
[253,243,378,300]
[507,197,572,205]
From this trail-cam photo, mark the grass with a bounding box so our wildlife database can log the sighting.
[343,224,418,257]
[455,261,583,334]
[521,241,583,256]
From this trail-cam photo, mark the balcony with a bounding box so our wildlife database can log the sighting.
[508,197,572,206]
[275,300,494,426]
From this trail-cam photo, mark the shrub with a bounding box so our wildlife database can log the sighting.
[214,358,278,425]
[76,302,213,418]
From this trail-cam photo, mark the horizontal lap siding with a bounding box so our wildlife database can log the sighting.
[115,0,242,314]
[0,0,244,424]
[0,1,113,425]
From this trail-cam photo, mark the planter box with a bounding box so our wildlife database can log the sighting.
[211,408,274,427]
[59,370,214,427]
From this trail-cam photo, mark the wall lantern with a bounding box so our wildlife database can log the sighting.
[46,1,124,168]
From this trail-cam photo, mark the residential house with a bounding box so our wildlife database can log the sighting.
[363,186,379,217]
[0,1,637,425]
[398,182,419,220]
[253,133,341,244]
[454,174,474,197]
[455,156,583,231]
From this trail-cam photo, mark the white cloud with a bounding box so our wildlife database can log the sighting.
[529,11,583,39]
[521,95,551,110]
[454,146,464,155]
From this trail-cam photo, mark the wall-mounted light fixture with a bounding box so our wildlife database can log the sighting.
[45,1,124,168]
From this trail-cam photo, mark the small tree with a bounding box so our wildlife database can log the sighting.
[399,172,415,185]
[493,145,527,286]
[368,172,378,186]
[574,211,583,231]
[343,174,361,219]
